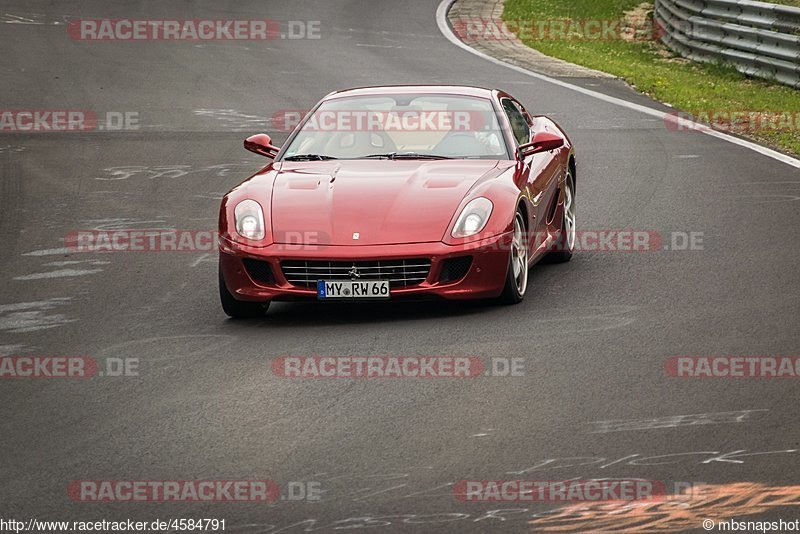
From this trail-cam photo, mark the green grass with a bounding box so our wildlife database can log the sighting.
[503,0,800,155]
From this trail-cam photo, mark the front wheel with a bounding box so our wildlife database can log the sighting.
[499,210,529,304]
[219,264,270,318]
[544,169,575,263]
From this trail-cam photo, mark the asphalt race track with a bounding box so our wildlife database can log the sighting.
[1,1,799,533]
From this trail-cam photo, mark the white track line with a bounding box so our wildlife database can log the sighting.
[436,0,800,169]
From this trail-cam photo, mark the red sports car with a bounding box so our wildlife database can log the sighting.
[218,85,576,317]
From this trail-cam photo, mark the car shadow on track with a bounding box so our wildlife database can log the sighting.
[221,299,498,327]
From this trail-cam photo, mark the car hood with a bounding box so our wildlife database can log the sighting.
[270,160,501,246]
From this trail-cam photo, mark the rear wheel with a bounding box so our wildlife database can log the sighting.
[219,264,270,318]
[545,169,575,263]
[499,210,529,304]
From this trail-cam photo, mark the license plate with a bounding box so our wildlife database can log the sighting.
[317,280,390,300]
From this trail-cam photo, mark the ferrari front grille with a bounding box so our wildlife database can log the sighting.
[281,259,432,289]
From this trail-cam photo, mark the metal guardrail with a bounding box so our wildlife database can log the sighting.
[654,0,800,88]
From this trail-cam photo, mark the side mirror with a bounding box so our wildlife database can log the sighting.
[518,131,564,158]
[244,133,281,158]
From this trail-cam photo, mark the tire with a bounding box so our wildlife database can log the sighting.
[219,264,270,318]
[499,210,529,304]
[545,168,575,264]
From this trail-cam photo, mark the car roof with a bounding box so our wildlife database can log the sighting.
[324,85,497,100]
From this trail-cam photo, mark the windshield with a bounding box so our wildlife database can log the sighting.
[280,94,509,161]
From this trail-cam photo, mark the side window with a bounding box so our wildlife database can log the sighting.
[501,99,531,146]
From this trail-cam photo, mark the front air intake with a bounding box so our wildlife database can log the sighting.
[438,256,473,283]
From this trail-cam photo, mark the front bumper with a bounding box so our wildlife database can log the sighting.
[219,232,513,302]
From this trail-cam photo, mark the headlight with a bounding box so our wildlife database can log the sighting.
[234,199,265,240]
[451,197,493,238]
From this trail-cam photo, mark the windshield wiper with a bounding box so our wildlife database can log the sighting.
[284,154,338,161]
[359,152,453,160]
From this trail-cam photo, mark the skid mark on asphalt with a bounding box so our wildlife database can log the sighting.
[81,217,171,230]
[506,449,798,475]
[11,256,108,283]
[192,44,262,51]
[190,253,215,267]
[0,13,78,25]
[21,247,72,257]
[0,13,47,24]
[0,297,75,333]
[43,260,110,267]
[723,181,800,203]
[93,162,254,181]
[528,482,800,532]
[226,476,800,531]
[751,194,800,203]
[13,268,103,281]
[331,27,441,40]
[269,454,795,507]
[518,305,637,334]
[193,109,269,131]
[356,43,412,49]
[588,409,768,433]
[721,194,800,204]
[742,181,800,185]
